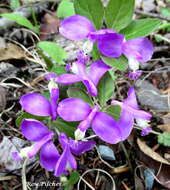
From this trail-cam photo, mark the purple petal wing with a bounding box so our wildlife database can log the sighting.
[69,139,95,155]
[115,108,134,141]
[122,37,154,62]
[26,135,53,158]
[21,119,52,142]
[127,107,152,120]
[44,72,57,80]
[97,33,124,58]
[92,112,122,144]
[89,29,115,42]
[55,74,82,85]
[59,15,95,40]
[57,98,91,121]
[54,145,69,177]
[123,87,138,109]
[40,141,60,171]
[20,93,52,117]
[82,79,98,96]
[50,88,59,120]
[59,133,69,149]
[89,60,111,86]
[67,150,77,170]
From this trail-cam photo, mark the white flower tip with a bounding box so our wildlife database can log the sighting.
[75,129,86,141]
[19,147,32,159]
[60,176,68,183]
[128,57,140,72]
[82,40,93,53]
[136,118,150,128]
[48,80,58,93]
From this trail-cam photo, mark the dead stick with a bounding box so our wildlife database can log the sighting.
[135,10,170,22]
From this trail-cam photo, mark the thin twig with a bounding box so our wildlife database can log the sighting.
[77,168,116,190]
[135,10,170,22]
[22,158,29,190]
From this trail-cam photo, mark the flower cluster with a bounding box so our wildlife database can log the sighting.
[60,15,154,80]
[13,14,153,177]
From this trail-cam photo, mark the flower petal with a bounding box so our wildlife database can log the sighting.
[122,37,154,62]
[21,119,52,142]
[55,74,82,85]
[115,108,134,141]
[92,112,122,144]
[54,145,69,177]
[67,150,77,170]
[40,141,60,171]
[88,29,115,42]
[44,72,57,80]
[57,98,91,121]
[69,139,95,155]
[59,133,69,149]
[50,88,59,120]
[97,33,124,58]
[59,15,95,40]
[20,93,52,117]
[89,60,111,86]
[123,87,138,109]
[82,79,98,96]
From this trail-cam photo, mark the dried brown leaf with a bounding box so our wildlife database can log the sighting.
[137,138,170,165]
[158,124,170,133]
[0,43,26,61]
[162,113,170,124]
[40,13,60,40]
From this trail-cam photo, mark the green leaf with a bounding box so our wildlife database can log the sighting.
[57,0,75,18]
[105,0,134,31]
[37,41,67,65]
[74,0,104,29]
[64,171,80,190]
[51,65,66,75]
[102,56,128,71]
[120,18,161,40]
[16,112,49,127]
[1,13,38,33]
[92,43,101,60]
[68,171,80,185]
[160,7,170,18]
[97,72,115,107]
[10,0,20,10]
[41,91,50,100]
[103,105,121,120]
[52,118,77,138]
[67,87,93,106]
[158,132,170,147]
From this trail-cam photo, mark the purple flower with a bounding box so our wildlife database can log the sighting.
[128,71,142,80]
[52,52,111,96]
[59,15,124,57]
[123,37,154,79]
[57,97,134,144]
[54,133,95,176]
[12,119,60,172]
[141,127,152,136]
[20,81,59,120]
[111,87,152,139]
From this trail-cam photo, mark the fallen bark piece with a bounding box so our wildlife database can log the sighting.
[0,86,7,112]
[136,80,170,112]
